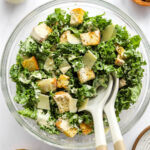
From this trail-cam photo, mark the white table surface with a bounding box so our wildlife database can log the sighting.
[0,0,150,150]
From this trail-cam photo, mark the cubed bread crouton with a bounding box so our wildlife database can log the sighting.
[80,123,92,135]
[54,91,70,113]
[115,55,125,66]
[80,30,100,46]
[70,8,85,26]
[54,91,77,113]
[77,68,95,84]
[56,119,78,137]
[22,56,39,71]
[119,78,127,88]
[116,45,126,59]
[37,78,57,93]
[31,23,52,43]
[57,75,70,89]
[60,30,81,44]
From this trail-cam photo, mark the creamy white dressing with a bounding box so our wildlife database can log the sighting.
[37,109,50,127]
[18,74,30,84]
[59,119,71,131]
[30,71,43,79]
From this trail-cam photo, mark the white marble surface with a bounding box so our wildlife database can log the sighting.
[0,0,150,150]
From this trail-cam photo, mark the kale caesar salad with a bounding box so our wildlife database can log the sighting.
[10,8,146,137]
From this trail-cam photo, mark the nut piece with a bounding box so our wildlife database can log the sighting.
[57,74,70,89]
[37,78,57,93]
[77,68,95,84]
[70,8,85,26]
[54,91,77,113]
[22,56,39,71]
[56,119,78,137]
[119,78,127,88]
[31,23,52,43]
[80,123,92,135]
[80,30,100,46]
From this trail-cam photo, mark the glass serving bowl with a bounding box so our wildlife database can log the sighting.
[1,0,150,149]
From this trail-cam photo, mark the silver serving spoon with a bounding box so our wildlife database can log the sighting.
[104,74,126,150]
[79,75,113,150]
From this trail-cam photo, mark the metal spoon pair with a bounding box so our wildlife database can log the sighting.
[80,74,126,150]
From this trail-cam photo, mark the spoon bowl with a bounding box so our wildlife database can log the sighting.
[79,75,113,150]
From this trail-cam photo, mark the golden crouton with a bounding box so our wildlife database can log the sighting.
[31,23,52,43]
[70,8,85,26]
[77,68,95,84]
[56,119,78,137]
[54,91,77,113]
[115,55,125,66]
[80,30,100,46]
[116,45,126,59]
[54,91,70,113]
[57,74,70,89]
[37,78,57,93]
[119,78,127,88]
[80,123,92,135]
[22,56,39,71]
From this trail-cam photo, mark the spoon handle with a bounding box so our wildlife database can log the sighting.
[96,145,107,150]
[91,108,107,150]
[104,107,126,150]
[114,140,126,150]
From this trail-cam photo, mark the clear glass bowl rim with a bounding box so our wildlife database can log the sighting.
[1,0,150,149]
